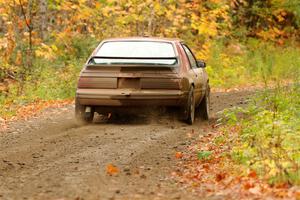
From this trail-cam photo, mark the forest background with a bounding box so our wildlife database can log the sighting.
[0,0,299,114]
[0,0,300,185]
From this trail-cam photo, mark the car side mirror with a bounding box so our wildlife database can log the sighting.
[197,60,206,68]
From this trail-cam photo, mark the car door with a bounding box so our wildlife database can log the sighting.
[181,44,204,104]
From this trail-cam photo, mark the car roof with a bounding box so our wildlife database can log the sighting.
[102,37,182,43]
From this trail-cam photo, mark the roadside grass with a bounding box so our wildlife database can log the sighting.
[206,38,300,186]
[0,59,82,118]
[220,84,300,185]
[206,39,300,88]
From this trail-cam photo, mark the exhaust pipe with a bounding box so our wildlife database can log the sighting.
[85,106,92,118]
[85,106,92,113]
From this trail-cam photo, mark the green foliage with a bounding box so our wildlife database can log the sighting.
[231,0,300,40]
[0,35,96,117]
[213,135,226,145]
[207,39,300,88]
[275,0,300,26]
[197,151,212,160]
[222,85,300,185]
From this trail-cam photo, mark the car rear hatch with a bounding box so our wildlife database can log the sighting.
[76,42,188,106]
[78,56,182,90]
[76,59,185,106]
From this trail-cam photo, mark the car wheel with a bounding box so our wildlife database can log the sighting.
[186,86,195,125]
[75,98,94,124]
[198,85,210,120]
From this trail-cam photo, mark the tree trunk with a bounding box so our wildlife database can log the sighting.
[147,3,155,36]
[39,0,47,40]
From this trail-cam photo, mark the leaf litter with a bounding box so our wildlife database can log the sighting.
[0,99,73,133]
[172,125,300,200]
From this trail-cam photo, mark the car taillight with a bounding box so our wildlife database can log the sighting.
[77,77,117,89]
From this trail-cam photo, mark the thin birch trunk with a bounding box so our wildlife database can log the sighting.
[39,0,47,40]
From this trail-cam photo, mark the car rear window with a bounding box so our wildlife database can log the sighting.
[90,41,177,66]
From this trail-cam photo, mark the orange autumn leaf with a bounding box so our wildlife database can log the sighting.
[17,19,23,29]
[277,39,284,45]
[295,191,300,199]
[275,182,289,189]
[175,152,183,159]
[215,173,226,182]
[243,182,254,190]
[248,170,257,178]
[106,164,119,176]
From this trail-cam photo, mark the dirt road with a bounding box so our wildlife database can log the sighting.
[0,91,253,200]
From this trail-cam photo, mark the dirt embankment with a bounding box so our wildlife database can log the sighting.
[0,90,253,200]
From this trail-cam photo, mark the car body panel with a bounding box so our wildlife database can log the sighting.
[76,37,208,109]
[77,88,186,106]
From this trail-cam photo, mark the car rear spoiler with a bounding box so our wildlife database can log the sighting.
[86,56,179,68]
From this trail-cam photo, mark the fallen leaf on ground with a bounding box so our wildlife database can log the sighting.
[295,191,300,199]
[172,124,300,200]
[106,164,119,176]
[243,182,254,190]
[175,152,183,159]
[248,170,257,178]
[215,173,226,182]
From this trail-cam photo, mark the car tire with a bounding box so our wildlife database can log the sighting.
[186,86,195,125]
[198,85,210,120]
[75,98,94,124]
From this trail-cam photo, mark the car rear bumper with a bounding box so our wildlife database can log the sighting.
[76,88,188,106]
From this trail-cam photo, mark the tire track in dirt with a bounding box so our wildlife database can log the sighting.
[0,90,254,200]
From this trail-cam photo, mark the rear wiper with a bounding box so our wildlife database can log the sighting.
[88,56,178,64]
